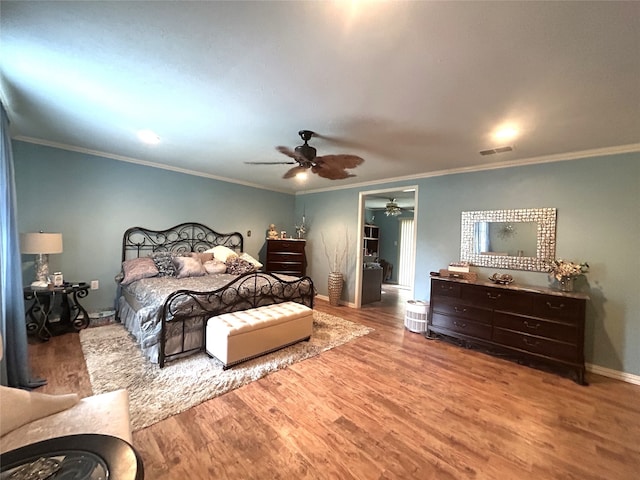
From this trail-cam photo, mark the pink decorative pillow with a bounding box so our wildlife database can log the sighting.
[173,256,206,278]
[120,257,159,285]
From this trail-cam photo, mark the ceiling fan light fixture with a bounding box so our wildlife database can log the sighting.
[385,200,402,216]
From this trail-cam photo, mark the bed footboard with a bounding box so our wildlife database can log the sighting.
[158,272,315,367]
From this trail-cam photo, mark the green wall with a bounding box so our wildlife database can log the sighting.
[296,153,639,376]
[13,141,295,312]
[14,140,640,376]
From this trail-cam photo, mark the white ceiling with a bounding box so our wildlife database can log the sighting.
[2,1,639,194]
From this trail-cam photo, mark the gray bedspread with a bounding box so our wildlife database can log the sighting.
[118,272,310,363]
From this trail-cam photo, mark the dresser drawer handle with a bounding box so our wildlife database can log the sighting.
[453,321,467,328]
[440,285,455,291]
[454,306,467,313]
[487,293,501,300]
[546,301,565,310]
[522,337,540,347]
[523,321,541,330]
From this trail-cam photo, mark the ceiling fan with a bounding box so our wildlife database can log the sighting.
[367,197,414,216]
[384,198,404,216]
[245,130,364,180]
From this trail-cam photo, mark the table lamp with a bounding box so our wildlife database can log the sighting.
[20,232,63,288]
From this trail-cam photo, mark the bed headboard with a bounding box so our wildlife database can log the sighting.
[122,222,244,261]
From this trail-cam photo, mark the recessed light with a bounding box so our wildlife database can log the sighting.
[137,129,160,145]
[493,126,519,142]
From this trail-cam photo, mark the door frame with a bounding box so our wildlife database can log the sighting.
[355,185,419,308]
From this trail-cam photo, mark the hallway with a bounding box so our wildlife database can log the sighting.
[362,283,415,317]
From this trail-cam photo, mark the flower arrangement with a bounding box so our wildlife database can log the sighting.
[548,259,589,281]
[295,215,307,239]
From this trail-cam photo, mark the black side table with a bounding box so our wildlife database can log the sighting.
[24,283,90,341]
[0,433,144,479]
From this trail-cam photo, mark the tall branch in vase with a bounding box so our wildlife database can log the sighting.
[322,229,350,306]
[321,229,350,274]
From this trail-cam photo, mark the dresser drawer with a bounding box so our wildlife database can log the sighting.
[494,312,578,343]
[462,285,532,313]
[266,260,303,271]
[492,328,578,362]
[267,252,304,262]
[430,313,492,340]
[431,299,492,324]
[267,240,306,254]
[431,279,461,298]
[533,295,584,323]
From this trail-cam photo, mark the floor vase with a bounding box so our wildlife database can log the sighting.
[328,272,344,306]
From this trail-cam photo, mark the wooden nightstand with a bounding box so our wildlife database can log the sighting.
[266,239,307,276]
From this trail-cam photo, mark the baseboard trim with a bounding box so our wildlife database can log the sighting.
[586,363,640,385]
[315,294,355,308]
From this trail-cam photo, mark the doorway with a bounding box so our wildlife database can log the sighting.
[356,186,418,308]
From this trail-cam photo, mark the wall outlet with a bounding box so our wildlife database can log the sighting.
[90,280,99,290]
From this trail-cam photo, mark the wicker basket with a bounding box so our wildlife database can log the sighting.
[404,300,428,333]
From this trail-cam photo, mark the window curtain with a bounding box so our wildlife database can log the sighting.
[398,218,415,288]
[0,102,45,388]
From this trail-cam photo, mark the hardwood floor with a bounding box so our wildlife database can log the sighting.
[28,296,640,479]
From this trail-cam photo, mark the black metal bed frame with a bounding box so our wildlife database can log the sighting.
[121,222,244,262]
[120,222,314,367]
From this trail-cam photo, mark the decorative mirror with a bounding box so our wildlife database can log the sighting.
[460,208,556,271]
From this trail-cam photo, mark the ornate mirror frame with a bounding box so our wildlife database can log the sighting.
[460,207,556,272]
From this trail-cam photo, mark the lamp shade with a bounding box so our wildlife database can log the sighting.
[20,232,63,254]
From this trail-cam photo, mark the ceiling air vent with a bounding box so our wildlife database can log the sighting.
[480,146,514,156]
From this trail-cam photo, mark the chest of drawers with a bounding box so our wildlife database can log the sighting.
[266,239,307,276]
[427,277,588,384]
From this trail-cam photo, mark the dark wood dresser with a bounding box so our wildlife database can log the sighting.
[266,239,307,276]
[427,276,588,384]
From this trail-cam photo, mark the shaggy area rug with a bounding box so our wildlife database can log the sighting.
[79,311,372,431]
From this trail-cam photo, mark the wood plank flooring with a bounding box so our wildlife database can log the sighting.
[28,291,640,479]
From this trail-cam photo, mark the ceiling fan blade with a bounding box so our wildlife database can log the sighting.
[276,146,303,160]
[310,160,354,180]
[310,154,364,180]
[282,165,309,179]
[318,154,365,169]
[244,161,297,165]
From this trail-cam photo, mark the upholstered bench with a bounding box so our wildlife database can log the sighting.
[205,301,313,368]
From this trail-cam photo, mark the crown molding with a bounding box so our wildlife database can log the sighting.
[296,143,640,196]
[12,135,294,195]
[12,135,638,197]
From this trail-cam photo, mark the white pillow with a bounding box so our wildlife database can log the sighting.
[0,385,79,436]
[205,245,239,262]
[240,252,263,269]
[203,259,227,274]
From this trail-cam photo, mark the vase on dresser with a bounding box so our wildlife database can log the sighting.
[559,276,575,292]
[328,272,344,306]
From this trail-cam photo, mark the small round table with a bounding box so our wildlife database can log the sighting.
[0,433,144,479]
